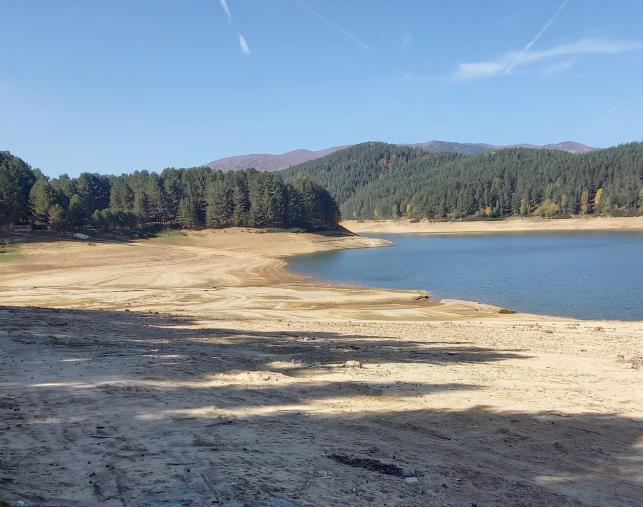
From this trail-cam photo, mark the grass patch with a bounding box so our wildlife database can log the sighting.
[0,243,22,262]
[150,226,191,245]
[608,209,642,217]
[156,227,188,238]
[113,224,188,241]
[260,227,308,233]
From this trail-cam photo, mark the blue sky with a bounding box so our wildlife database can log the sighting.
[1,0,642,177]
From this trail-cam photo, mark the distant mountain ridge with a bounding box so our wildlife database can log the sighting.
[207,140,596,172]
[207,146,348,172]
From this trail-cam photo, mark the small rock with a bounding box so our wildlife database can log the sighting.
[343,360,362,368]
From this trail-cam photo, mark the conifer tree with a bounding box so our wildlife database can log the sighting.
[28,179,58,224]
[177,197,198,228]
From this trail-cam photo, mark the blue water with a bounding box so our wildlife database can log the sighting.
[289,232,643,320]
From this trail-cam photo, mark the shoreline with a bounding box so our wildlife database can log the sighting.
[342,215,643,235]
[1,225,640,323]
[284,223,643,323]
[0,229,516,321]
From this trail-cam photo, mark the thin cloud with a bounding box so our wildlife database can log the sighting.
[454,38,643,80]
[294,0,371,51]
[505,0,569,74]
[238,33,251,55]
[219,0,232,24]
[540,58,575,76]
[218,0,251,56]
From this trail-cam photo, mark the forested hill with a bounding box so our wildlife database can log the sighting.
[279,142,429,204]
[0,151,340,231]
[281,142,643,220]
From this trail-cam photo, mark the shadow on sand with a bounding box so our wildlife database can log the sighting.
[1,306,641,506]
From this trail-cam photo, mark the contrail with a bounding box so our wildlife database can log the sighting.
[505,0,569,74]
[219,0,232,24]
[238,33,251,55]
[217,0,251,56]
[294,0,371,51]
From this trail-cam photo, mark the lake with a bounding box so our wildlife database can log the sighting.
[289,231,643,320]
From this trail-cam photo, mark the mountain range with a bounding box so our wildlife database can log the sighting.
[207,140,596,172]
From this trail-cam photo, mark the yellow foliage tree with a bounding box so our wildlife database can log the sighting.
[581,190,590,214]
[560,193,569,213]
[537,199,560,218]
[594,188,604,213]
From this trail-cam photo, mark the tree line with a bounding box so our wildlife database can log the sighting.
[281,142,643,219]
[0,151,340,231]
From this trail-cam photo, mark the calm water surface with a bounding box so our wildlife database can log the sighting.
[289,231,643,320]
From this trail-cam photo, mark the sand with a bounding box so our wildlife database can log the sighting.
[0,227,642,506]
[343,216,643,235]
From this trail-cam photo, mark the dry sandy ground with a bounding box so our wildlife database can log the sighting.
[343,216,643,235]
[0,227,642,506]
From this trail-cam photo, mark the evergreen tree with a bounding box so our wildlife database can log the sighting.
[76,173,111,221]
[133,190,149,221]
[162,169,183,219]
[48,204,65,232]
[66,194,85,227]
[177,197,198,228]
[0,151,36,226]
[231,173,250,226]
[28,179,58,224]
[205,182,232,228]
[109,177,134,212]
[144,173,167,222]
[285,183,305,227]
[49,174,75,204]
